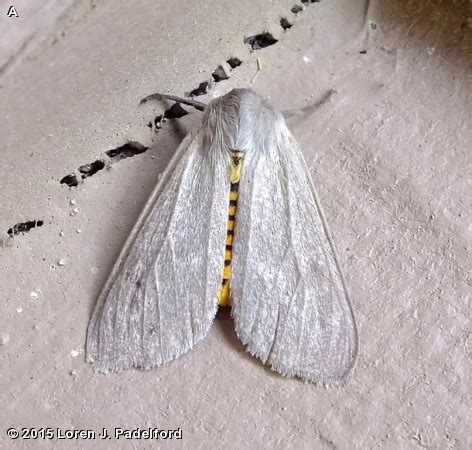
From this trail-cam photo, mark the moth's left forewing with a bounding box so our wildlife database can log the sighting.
[86,124,230,373]
[231,112,358,385]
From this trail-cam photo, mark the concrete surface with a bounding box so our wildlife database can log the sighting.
[0,0,471,448]
[0,0,76,76]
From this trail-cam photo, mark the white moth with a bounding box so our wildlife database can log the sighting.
[86,88,358,385]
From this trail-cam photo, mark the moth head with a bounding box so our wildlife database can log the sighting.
[201,89,284,156]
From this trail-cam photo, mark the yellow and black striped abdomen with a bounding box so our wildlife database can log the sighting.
[218,151,243,307]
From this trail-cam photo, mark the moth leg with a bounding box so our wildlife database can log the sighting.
[282,89,336,119]
[140,93,206,112]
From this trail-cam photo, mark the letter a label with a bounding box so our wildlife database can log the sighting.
[7,6,19,17]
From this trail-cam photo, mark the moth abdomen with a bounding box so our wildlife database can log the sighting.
[218,150,244,307]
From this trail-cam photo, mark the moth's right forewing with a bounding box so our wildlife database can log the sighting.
[231,125,358,386]
[86,130,229,372]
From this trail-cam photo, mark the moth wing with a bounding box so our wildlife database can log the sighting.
[231,129,358,385]
[86,129,228,372]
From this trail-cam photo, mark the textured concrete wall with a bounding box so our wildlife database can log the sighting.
[1,0,470,448]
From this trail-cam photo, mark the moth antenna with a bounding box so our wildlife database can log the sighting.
[140,93,206,112]
[282,89,336,119]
